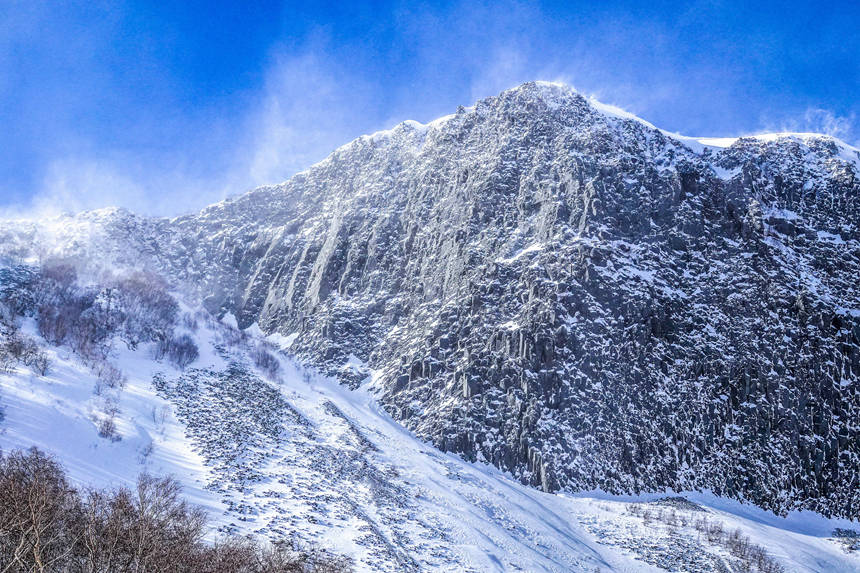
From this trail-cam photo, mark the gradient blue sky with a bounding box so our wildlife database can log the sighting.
[2,0,858,216]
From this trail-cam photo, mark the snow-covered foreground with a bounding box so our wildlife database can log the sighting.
[1,316,858,572]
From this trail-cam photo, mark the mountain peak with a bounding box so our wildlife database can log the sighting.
[489,81,860,156]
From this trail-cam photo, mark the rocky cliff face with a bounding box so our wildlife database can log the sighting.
[4,82,859,518]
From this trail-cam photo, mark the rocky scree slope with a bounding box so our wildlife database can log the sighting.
[3,82,860,519]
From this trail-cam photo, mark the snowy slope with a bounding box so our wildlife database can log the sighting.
[1,308,858,572]
[0,315,228,517]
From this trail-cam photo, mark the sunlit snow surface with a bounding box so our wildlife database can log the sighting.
[1,316,858,572]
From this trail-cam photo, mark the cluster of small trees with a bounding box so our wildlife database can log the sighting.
[33,265,182,365]
[0,269,49,377]
[1,262,204,444]
[0,447,352,572]
[114,274,180,351]
[0,328,49,376]
[4,261,202,373]
[626,503,784,573]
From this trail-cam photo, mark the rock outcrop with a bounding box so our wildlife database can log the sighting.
[4,82,859,518]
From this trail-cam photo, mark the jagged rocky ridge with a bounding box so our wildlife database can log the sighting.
[3,82,859,519]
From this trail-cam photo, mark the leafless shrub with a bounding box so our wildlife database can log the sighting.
[832,528,860,553]
[195,536,354,573]
[33,268,180,356]
[138,441,154,464]
[37,291,96,348]
[28,350,50,376]
[0,330,50,376]
[92,360,127,394]
[102,395,121,419]
[151,405,170,430]
[706,519,724,543]
[254,538,354,572]
[665,510,678,527]
[642,509,786,572]
[97,416,121,442]
[155,334,199,370]
[3,331,37,362]
[641,508,653,526]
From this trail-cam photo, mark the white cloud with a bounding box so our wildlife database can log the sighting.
[6,38,382,219]
[238,46,375,188]
[754,107,858,145]
[801,108,856,141]
[37,158,147,215]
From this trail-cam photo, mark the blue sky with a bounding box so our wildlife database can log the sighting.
[2,0,858,216]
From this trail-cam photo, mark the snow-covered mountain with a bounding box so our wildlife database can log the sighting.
[1,280,857,572]
[2,82,860,568]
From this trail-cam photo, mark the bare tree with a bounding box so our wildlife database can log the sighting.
[0,448,353,572]
[0,448,81,572]
[125,474,206,572]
